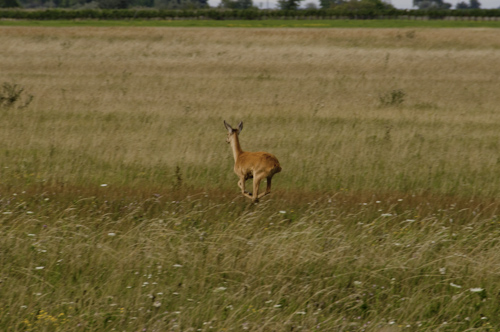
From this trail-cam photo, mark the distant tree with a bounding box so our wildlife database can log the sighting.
[304,1,317,8]
[193,0,208,8]
[277,0,303,10]
[153,0,206,8]
[456,0,480,8]
[319,0,339,8]
[413,0,451,9]
[321,0,393,10]
[0,0,21,7]
[130,0,154,6]
[220,0,253,9]
[97,0,129,8]
[469,0,480,7]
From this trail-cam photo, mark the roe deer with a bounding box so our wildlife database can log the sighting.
[224,120,281,203]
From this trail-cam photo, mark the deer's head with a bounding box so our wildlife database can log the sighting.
[224,120,243,144]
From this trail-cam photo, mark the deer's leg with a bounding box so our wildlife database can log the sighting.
[239,176,253,199]
[257,176,273,199]
[253,172,270,202]
[238,177,245,193]
[265,176,272,194]
[252,177,261,203]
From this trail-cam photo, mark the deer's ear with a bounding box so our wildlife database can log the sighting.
[238,121,243,133]
[224,120,233,133]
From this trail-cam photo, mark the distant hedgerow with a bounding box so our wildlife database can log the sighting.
[1,8,500,20]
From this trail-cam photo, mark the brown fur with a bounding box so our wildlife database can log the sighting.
[224,120,281,203]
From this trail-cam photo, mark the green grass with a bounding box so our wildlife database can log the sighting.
[1,18,500,28]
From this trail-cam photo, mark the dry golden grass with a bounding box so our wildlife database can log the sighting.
[3,191,500,331]
[2,26,500,331]
[1,27,500,197]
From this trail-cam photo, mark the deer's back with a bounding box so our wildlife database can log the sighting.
[235,151,281,176]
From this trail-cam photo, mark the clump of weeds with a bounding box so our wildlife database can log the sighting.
[0,82,33,109]
[379,89,406,107]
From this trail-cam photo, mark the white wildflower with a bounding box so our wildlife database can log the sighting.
[214,287,227,292]
[470,288,484,293]
[450,283,462,288]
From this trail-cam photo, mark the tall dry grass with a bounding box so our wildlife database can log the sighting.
[2,27,500,331]
[2,192,500,331]
[1,27,500,196]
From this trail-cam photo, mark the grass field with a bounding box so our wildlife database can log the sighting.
[1,26,500,331]
[1,18,500,28]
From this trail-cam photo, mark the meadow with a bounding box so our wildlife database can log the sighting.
[1,26,500,331]
[2,19,500,28]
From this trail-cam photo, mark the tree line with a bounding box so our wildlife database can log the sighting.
[0,0,494,11]
[1,7,499,20]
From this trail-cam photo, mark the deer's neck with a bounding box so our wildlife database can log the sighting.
[230,134,244,162]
